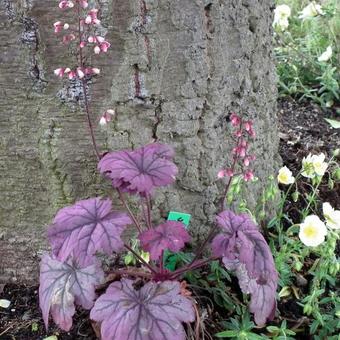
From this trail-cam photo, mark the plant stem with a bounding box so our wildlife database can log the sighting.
[124,244,157,274]
[146,194,152,229]
[159,250,164,274]
[170,256,219,280]
[118,189,143,233]
[76,3,100,160]
[112,268,152,279]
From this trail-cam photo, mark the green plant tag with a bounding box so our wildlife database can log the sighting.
[167,211,191,228]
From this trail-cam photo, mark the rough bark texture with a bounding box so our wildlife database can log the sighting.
[0,0,279,283]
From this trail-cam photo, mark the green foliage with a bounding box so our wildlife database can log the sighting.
[274,0,339,107]
[216,310,265,339]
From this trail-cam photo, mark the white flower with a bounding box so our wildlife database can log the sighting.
[323,202,340,230]
[0,299,11,309]
[299,215,327,247]
[277,166,295,185]
[302,153,328,178]
[273,5,291,31]
[299,2,324,20]
[318,46,332,62]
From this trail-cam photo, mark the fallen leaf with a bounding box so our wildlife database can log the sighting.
[325,118,340,129]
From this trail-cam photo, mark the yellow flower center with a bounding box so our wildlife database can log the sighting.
[303,225,317,238]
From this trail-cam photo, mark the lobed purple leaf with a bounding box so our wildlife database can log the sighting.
[48,198,131,265]
[212,210,278,325]
[98,143,178,196]
[39,253,104,331]
[90,279,195,340]
[138,221,191,260]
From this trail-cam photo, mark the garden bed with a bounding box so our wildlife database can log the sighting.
[0,97,339,340]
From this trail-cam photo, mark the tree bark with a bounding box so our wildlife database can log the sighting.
[0,0,279,283]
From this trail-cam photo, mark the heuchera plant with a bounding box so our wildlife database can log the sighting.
[39,2,278,339]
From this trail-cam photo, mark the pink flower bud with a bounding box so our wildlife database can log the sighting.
[54,68,65,77]
[79,0,88,8]
[106,109,115,116]
[59,1,74,9]
[68,70,76,79]
[100,41,110,52]
[54,21,62,33]
[217,170,226,178]
[94,46,101,54]
[235,130,242,138]
[63,33,76,44]
[99,116,108,126]
[243,157,250,167]
[63,23,70,30]
[244,120,253,132]
[92,68,100,74]
[239,147,246,158]
[88,36,96,43]
[99,109,115,126]
[230,113,241,126]
[243,170,254,182]
[225,168,234,177]
[85,8,100,25]
[80,41,86,48]
[77,68,85,79]
[85,15,92,24]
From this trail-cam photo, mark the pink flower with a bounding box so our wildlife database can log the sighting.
[78,0,88,8]
[88,36,110,54]
[243,170,254,182]
[98,41,110,53]
[230,113,241,126]
[99,109,115,126]
[67,70,76,80]
[94,46,101,54]
[218,170,226,178]
[79,41,86,48]
[85,9,100,25]
[243,157,250,166]
[54,22,69,33]
[54,68,66,77]
[244,120,256,138]
[59,1,74,9]
[84,67,100,75]
[218,168,234,178]
[77,68,85,79]
[63,34,76,44]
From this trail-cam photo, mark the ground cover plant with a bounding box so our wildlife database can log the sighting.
[273,0,339,109]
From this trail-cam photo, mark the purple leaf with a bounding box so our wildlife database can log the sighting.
[90,279,195,340]
[138,221,191,260]
[98,143,178,196]
[48,198,131,264]
[212,210,278,325]
[39,253,104,331]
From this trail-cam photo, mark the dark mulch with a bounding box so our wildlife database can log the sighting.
[278,97,340,211]
[0,97,339,339]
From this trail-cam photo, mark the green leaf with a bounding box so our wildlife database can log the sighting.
[215,330,238,337]
[325,118,340,129]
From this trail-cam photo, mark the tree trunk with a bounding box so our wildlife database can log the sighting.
[0,0,279,283]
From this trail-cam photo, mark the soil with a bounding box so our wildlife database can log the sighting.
[0,97,339,339]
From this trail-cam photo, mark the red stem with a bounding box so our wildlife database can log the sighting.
[76,3,100,160]
[170,256,219,280]
[118,190,143,233]
[124,244,158,274]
